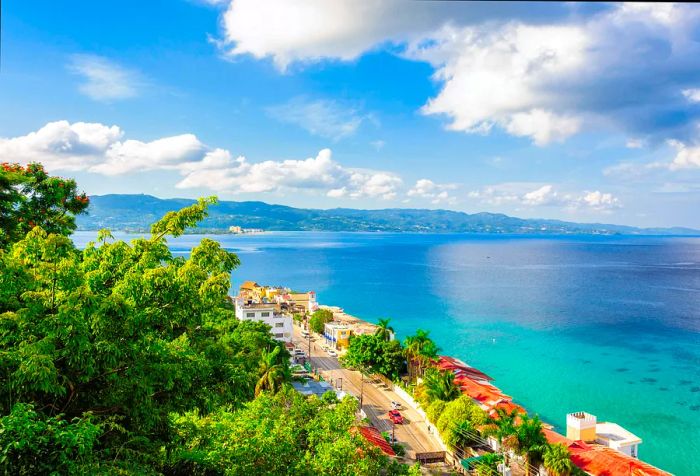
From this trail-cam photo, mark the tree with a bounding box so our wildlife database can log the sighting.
[403,329,439,381]
[482,408,521,466]
[168,389,409,475]
[514,414,548,476]
[0,196,283,473]
[436,395,488,448]
[374,318,394,341]
[0,162,89,249]
[341,334,404,380]
[255,345,291,396]
[422,368,461,403]
[474,453,503,476]
[309,308,334,334]
[544,443,576,476]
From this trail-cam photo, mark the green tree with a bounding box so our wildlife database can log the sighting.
[255,345,291,396]
[436,395,488,448]
[474,453,502,476]
[0,196,282,472]
[543,443,576,476]
[341,334,404,380]
[422,368,461,403]
[403,329,439,382]
[514,414,548,476]
[0,162,89,249]
[309,308,334,333]
[374,317,394,341]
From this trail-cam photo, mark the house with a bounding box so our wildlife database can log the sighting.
[566,411,642,459]
[234,297,293,343]
[351,426,396,456]
[323,321,353,350]
[284,291,318,313]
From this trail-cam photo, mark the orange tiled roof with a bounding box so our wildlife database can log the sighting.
[543,429,671,476]
[352,426,396,456]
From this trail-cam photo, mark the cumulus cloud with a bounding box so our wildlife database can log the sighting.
[469,183,621,211]
[682,89,700,103]
[267,97,374,140]
[407,179,458,205]
[213,2,700,145]
[0,121,403,200]
[69,55,143,101]
[667,139,700,170]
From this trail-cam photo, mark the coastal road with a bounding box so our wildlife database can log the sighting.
[292,325,444,460]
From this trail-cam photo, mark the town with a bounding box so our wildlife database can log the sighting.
[232,281,671,476]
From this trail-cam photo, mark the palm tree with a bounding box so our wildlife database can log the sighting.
[255,346,290,396]
[543,443,575,476]
[403,329,439,382]
[514,414,548,476]
[482,408,520,466]
[374,318,394,341]
[422,368,461,402]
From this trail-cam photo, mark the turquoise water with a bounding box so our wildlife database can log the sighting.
[72,231,700,475]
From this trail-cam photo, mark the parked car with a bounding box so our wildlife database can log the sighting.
[391,401,401,410]
[327,349,337,357]
[388,410,403,424]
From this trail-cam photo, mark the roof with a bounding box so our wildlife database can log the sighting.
[353,426,395,456]
[595,421,642,446]
[240,281,259,290]
[435,356,494,381]
[543,429,670,476]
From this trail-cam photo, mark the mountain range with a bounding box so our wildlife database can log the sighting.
[75,194,699,236]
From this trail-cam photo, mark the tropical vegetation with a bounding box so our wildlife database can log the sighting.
[0,162,411,475]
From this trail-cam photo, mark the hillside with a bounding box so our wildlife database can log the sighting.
[76,194,699,235]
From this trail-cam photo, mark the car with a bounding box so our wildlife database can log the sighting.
[327,350,337,357]
[388,410,403,424]
[391,401,401,410]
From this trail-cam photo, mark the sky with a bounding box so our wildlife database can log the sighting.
[1,1,700,228]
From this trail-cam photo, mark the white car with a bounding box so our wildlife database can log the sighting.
[327,350,337,357]
[391,401,401,410]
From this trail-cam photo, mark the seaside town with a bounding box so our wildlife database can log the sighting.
[230,281,671,476]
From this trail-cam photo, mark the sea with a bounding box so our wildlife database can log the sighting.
[71,231,700,475]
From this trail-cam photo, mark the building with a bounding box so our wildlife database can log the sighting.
[234,297,293,343]
[229,225,242,234]
[283,291,318,313]
[323,321,353,350]
[566,411,642,458]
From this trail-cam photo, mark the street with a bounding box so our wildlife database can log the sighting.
[292,325,444,460]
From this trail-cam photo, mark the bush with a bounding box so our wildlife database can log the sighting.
[309,309,334,333]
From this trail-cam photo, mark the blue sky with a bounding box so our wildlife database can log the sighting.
[1,1,700,228]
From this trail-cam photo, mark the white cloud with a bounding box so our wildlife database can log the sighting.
[267,97,372,140]
[212,2,700,145]
[69,55,143,101]
[370,140,386,151]
[682,88,700,103]
[668,139,700,170]
[626,138,645,149]
[177,148,402,199]
[0,120,206,176]
[407,179,458,204]
[0,121,408,201]
[469,183,621,211]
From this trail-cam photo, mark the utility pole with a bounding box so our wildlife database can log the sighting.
[359,368,365,409]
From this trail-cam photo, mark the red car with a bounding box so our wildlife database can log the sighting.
[388,409,404,424]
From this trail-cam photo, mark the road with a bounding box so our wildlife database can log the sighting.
[292,325,443,460]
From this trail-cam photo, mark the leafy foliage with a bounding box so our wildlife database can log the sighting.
[168,389,408,476]
[374,318,394,341]
[309,308,334,333]
[403,329,439,382]
[544,443,576,476]
[0,162,89,249]
[340,334,405,380]
[0,196,288,473]
[421,368,461,403]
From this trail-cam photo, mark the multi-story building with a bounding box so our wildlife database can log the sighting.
[323,322,352,350]
[566,411,642,458]
[234,297,293,343]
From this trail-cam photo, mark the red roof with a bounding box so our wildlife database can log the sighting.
[436,356,494,381]
[543,429,671,476]
[353,426,396,456]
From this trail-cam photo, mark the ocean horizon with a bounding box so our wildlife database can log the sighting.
[72,231,700,475]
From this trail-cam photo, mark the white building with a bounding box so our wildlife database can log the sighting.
[234,297,293,343]
[566,411,642,458]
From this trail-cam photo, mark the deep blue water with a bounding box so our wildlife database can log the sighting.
[72,231,700,475]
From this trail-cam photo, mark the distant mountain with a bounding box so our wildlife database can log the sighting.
[75,194,700,236]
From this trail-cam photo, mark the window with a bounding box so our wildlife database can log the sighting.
[245,312,255,318]
[275,322,284,327]
[274,333,284,338]
[261,312,270,317]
